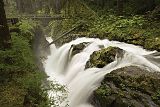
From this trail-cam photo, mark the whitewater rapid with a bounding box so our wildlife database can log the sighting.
[44,37,160,107]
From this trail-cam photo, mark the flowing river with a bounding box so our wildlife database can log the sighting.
[44,37,160,107]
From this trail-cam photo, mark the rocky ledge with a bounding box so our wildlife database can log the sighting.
[71,42,89,56]
[85,46,124,69]
[85,46,160,107]
[90,66,160,107]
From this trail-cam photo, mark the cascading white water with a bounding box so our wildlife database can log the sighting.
[44,37,160,107]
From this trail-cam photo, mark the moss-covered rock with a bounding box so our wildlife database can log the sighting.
[144,37,160,51]
[90,66,160,107]
[102,32,160,52]
[85,47,123,69]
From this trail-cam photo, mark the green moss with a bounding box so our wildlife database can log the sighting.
[144,37,160,51]
[18,19,39,43]
[96,85,112,97]
[152,90,160,100]
[92,66,160,107]
[56,13,160,51]
[86,47,122,69]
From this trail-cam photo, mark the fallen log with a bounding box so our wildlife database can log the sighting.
[46,24,83,47]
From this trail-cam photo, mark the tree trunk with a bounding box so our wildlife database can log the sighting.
[117,0,124,15]
[0,0,11,50]
[15,0,25,13]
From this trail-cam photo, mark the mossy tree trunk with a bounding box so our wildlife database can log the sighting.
[0,0,11,50]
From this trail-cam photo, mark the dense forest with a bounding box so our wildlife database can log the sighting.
[0,0,160,107]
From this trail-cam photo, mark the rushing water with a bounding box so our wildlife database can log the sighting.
[44,37,160,107]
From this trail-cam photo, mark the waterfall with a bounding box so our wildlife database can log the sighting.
[44,37,160,107]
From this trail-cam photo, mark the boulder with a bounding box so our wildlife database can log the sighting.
[85,47,124,69]
[90,66,160,107]
[71,42,89,56]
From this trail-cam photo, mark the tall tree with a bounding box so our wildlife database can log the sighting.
[0,0,11,50]
[117,0,124,15]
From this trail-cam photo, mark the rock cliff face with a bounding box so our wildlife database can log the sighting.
[90,66,160,107]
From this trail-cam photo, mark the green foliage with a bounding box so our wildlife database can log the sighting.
[47,20,64,37]
[0,34,35,81]
[0,20,68,106]
[18,19,39,42]
[152,90,160,100]
[0,32,49,106]
[86,14,160,51]
[47,0,98,38]
[5,0,18,17]
[48,4,160,51]
[89,15,147,36]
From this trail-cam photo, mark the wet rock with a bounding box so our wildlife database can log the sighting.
[71,42,89,56]
[90,66,160,107]
[85,47,124,69]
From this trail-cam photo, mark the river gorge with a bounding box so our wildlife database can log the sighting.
[44,37,160,107]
